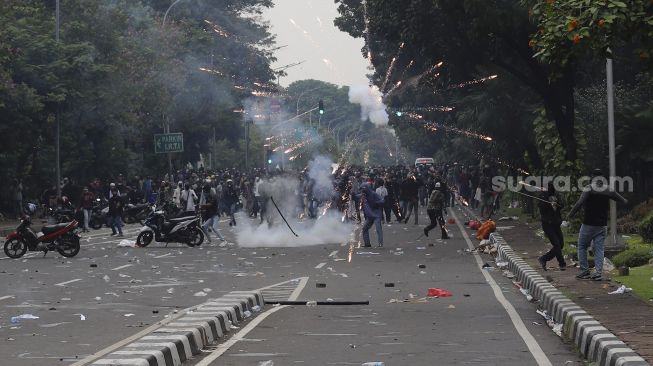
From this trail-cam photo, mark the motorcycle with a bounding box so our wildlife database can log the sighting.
[136,207,204,247]
[4,216,81,259]
[89,198,108,230]
[123,202,152,225]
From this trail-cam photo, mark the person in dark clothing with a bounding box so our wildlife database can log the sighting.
[384,175,403,223]
[400,174,419,224]
[223,179,239,226]
[423,182,449,239]
[108,185,124,236]
[537,182,566,271]
[360,183,384,248]
[568,169,628,281]
[79,187,95,232]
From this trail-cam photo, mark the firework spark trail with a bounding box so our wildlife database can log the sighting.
[440,74,498,92]
[424,121,493,141]
[203,19,230,38]
[384,81,402,99]
[381,42,405,92]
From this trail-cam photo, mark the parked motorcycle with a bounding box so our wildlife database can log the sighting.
[136,207,203,247]
[89,198,108,230]
[123,202,152,224]
[4,216,81,259]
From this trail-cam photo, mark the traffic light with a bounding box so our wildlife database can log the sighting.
[266,148,272,165]
[318,100,325,115]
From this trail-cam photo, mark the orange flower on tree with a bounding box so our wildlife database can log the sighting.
[573,34,581,44]
[568,18,578,32]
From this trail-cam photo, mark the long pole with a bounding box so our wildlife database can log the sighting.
[55,0,61,198]
[606,57,619,248]
[245,121,251,170]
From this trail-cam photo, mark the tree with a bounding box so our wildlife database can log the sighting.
[527,0,653,69]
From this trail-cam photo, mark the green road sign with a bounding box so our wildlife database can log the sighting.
[154,133,184,154]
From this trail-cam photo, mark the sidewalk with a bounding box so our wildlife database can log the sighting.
[468,205,653,363]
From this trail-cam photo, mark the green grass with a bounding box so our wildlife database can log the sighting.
[614,265,653,301]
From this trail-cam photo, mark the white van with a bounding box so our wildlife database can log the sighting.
[415,157,435,167]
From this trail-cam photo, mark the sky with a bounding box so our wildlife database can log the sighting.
[262,0,370,87]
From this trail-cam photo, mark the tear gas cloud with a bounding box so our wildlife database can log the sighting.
[348,84,389,127]
[235,173,352,248]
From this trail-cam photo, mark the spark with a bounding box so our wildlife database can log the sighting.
[403,116,494,142]
[198,67,223,76]
[441,74,498,91]
[362,0,374,67]
[203,19,229,38]
[381,42,404,92]
[384,81,402,98]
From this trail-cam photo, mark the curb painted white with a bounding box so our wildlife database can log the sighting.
[89,291,265,366]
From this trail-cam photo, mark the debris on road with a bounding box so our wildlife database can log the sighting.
[316,283,327,288]
[427,288,453,297]
[118,240,136,248]
[418,264,426,268]
[608,285,632,295]
[384,283,395,287]
[11,314,39,323]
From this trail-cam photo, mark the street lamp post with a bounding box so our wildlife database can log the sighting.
[605,56,623,251]
[55,0,61,198]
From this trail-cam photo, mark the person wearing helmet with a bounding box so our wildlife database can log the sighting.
[568,169,627,281]
[424,182,449,239]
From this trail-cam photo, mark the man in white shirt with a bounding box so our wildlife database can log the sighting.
[180,184,198,215]
[375,179,388,224]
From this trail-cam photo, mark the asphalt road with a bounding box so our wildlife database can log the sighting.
[0,207,584,366]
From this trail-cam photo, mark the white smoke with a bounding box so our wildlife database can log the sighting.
[234,175,352,248]
[348,84,389,127]
[307,155,335,201]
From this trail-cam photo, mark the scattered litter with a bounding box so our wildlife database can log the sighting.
[495,261,509,269]
[447,304,456,309]
[497,216,519,221]
[166,288,175,294]
[102,275,110,283]
[463,294,470,297]
[362,362,384,366]
[194,291,208,297]
[427,288,453,297]
[244,310,252,318]
[503,270,516,280]
[603,258,615,272]
[202,288,212,293]
[384,283,395,288]
[94,297,101,301]
[252,305,261,312]
[152,310,159,314]
[306,301,317,307]
[11,314,39,323]
[416,247,426,250]
[40,322,69,328]
[533,321,543,326]
[356,252,380,255]
[552,323,562,337]
[124,314,135,317]
[419,271,426,274]
[608,285,632,295]
[78,314,86,321]
[118,240,136,248]
[258,361,274,366]
[418,264,426,269]
[316,283,327,288]
[90,264,98,268]
[519,288,534,302]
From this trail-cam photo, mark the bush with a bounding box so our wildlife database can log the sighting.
[638,212,653,243]
[612,246,653,268]
[617,200,653,235]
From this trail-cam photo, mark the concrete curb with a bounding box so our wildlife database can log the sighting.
[490,232,649,366]
[90,291,264,366]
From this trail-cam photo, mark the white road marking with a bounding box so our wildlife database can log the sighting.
[0,295,15,301]
[54,279,82,287]
[315,262,326,269]
[154,253,172,259]
[111,264,133,271]
[328,250,338,258]
[450,209,552,366]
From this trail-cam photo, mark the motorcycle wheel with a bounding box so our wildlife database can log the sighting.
[4,239,27,259]
[89,216,103,230]
[136,231,154,247]
[57,236,80,258]
[186,228,204,247]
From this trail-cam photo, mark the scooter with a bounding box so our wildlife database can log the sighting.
[89,198,108,230]
[4,216,81,259]
[135,207,204,247]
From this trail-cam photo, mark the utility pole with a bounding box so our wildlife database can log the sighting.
[55,0,61,198]
[605,56,623,251]
[245,120,251,170]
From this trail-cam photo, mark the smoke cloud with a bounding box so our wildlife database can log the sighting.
[234,175,352,247]
[307,155,335,201]
[348,84,389,127]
